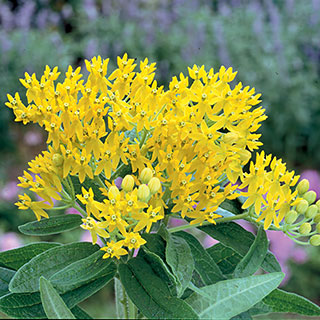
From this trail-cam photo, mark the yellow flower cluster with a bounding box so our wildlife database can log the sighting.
[7,53,318,257]
[240,151,300,229]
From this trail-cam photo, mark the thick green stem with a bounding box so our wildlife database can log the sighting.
[114,278,136,319]
[168,212,249,233]
[49,204,72,211]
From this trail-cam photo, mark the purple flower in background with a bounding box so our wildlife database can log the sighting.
[300,170,320,198]
[24,130,43,146]
[0,232,22,251]
[114,177,123,189]
[0,182,19,201]
[80,230,103,246]
[203,235,219,248]
[66,207,80,215]
[268,230,307,285]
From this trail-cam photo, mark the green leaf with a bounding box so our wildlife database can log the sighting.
[142,233,166,261]
[71,306,92,319]
[220,198,243,215]
[233,226,268,278]
[118,257,198,319]
[186,272,284,319]
[175,231,225,285]
[0,276,111,319]
[50,250,116,293]
[40,277,75,319]
[200,222,281,273]
[249,288,320,316]
[9,242,99,293]
[0,242,61,270]
[18,215,82,236]
[165,234,195,297]
[0,267,15,298]
[139,246,177,296]
[206,243,242,275]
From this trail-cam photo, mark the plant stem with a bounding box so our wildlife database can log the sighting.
[139,128,148,148]
[49,204,72,211]
[168,212,249,233]
[114,278,136,319]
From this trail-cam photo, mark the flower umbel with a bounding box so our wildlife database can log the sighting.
[7,54,320,259]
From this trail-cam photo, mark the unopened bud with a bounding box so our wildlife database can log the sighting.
[316,223,320,234]
[297,179,309,195]
[310,235,320,246]
[285,210,298,224]
[303,190,317,205]
[299,222,312,235]
[140,168,153,184]
[316,199,320,211]
[108,186,120,199]
[305,205,318,219]
[296,199,309,214]
[148,177,161,194]
[52,153,63,166]
[137,184,150,202]
[121,175,135,192]
[314,214,320,224]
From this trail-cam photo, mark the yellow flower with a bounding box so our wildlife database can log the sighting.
[81,217,109,244]
[15,194,52,221]
[123,232,147,250]
[101,240,127,259]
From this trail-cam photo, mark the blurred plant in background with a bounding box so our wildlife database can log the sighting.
[0,0,319,317]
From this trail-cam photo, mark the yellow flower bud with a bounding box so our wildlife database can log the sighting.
[108,186,120,199]
[52,153,64,166]
[299,222,312,235]
[303,191,317,205]
[284,210,298,224]
[137,184,150,202]
[310,235,320,246]
[148,177,161,194]
[297,179,309,195]
[305,205,318,219]
[139,168,153,184]
[316,223,320,234]
[121,175,135,192]
[296,199,309,214]
[314,214,320,224]
[316,199,320,211]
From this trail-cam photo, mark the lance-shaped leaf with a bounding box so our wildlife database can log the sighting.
[9,242,99,293]
[18,215,82,236]
[0,242,60,270]
[219,198,243,215]
[186,272,284,319]
[233,226,268,278]
[118,257,198,319]
[40,277,75,319]
[0,276,110,319]
[50,250,116,293]
[206,243,242,275]
[165,234,195,297]
[174,231,225,285]
[139,246,177,296]
[248,289,320,317]
[200,222,281,273]
[0,267,15,298]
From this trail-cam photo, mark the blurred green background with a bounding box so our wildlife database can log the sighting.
[0,0,319,318]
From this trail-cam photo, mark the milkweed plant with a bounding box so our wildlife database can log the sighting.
[1,54,320,319]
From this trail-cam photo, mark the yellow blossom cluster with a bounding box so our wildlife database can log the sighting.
[7,53,319,258]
